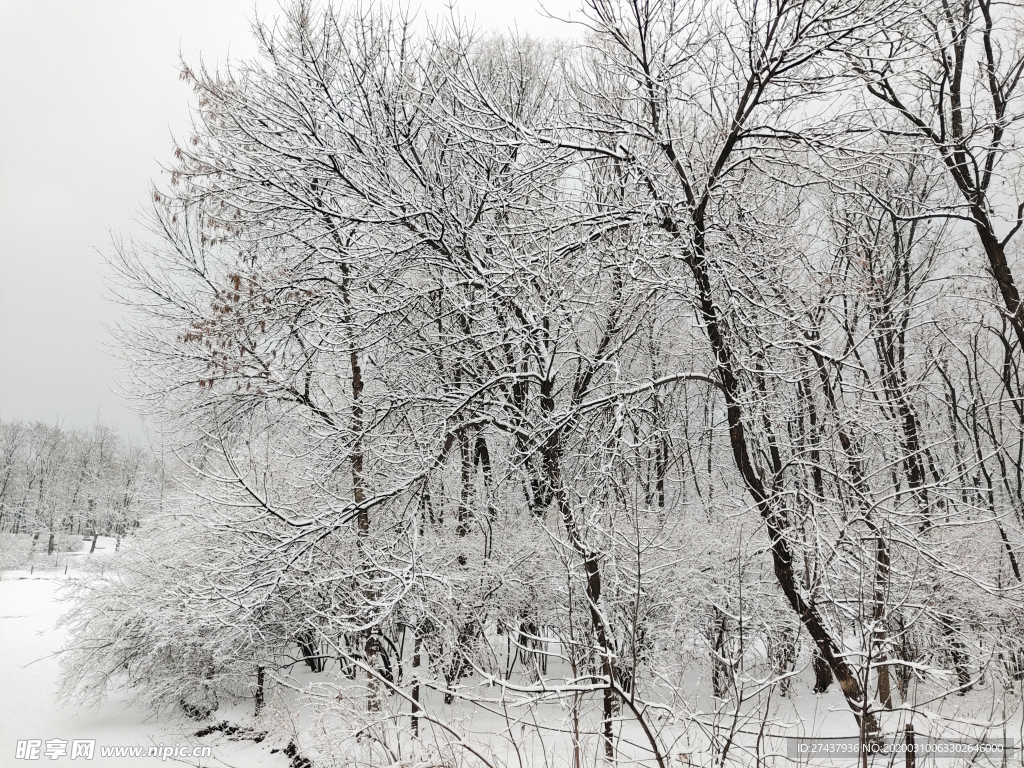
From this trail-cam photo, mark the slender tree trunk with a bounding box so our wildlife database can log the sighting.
[541,428,617,759]
[411,631,421,737]
[874,536,893,708]
[941,615,972,693]
[255,666,265,717]
[710,606,730,699]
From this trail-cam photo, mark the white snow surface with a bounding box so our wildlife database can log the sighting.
[0,538,288,768]
[5,538,1022,768]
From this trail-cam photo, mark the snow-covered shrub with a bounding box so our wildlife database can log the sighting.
[0,533,33,571]
[58,514,273,718]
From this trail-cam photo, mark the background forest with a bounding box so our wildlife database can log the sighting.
[0,419,155,569]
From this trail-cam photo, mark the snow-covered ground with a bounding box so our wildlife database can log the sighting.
[0,538,288,768]
[5,537,1021,768]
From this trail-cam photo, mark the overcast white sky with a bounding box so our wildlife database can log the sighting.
[0,0,574,438]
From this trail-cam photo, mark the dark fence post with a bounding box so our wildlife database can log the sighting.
[906,724,915,768]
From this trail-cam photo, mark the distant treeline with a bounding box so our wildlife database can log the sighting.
[0,419,159,543]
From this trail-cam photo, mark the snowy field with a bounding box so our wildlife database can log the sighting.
[0,537,288,768]
[4,537,1024,768]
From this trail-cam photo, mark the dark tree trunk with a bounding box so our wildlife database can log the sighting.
[710,606,730,699]
[411,632,421,737]
[941,615,972,693]
[255,666,265,716]
[813,649,834,693]
[296,631,323,673]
